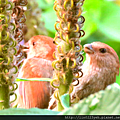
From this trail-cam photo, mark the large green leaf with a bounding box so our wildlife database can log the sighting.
[60,83,120,115]
[0,108,59,115]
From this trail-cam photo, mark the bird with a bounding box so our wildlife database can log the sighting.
[48,41,119,110]
[13,35,56,109]
[71,42,119,100]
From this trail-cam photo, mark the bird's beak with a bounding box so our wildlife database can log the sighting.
[22,45,29,52]
[22,42,29,52]
[84,44,94,54]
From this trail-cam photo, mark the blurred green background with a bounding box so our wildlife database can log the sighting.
[25,0,120,85]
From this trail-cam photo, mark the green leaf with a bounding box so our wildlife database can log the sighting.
[41,8,57,33]
[82,0,103,40]
[36,0,53,10]
[103,40,120,58]
[60,83,120,115]
[16,78,51,82]
[60,93,70,109]
[116,74,120,86]
[82,0,120,41]
[45,0,54,4]
[98,2,120,41]
[0,108,59,115]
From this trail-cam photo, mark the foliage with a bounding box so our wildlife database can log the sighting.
[1,0,120,115]
[50,0,85,111]
[36,0,120,85]
[24,0,48,42]
[60,94,70,109]
[36,0,56,38]
[36,0,120,41]
[60,83,120,115]
[0,108,59,115]
[0,83,119,115]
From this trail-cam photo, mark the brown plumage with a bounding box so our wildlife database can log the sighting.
[14,35,56,109]
[48,42,119,110]
[71,42,119,100]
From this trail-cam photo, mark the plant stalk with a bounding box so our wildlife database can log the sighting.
[52,0,85,111]
[0,85,10,109]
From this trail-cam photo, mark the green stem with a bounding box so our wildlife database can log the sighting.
[59,84,69,96]
[57,68,73,110]
[0,85,10,109]
[58,84,69,111]
[58,101,64,111]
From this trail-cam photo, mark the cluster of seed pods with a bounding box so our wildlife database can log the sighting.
[51,0,85,110]
[0,0,27,109]
[12,0,28,69]
[0,0,18,109]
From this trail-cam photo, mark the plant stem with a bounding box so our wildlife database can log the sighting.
[0,85,10,109]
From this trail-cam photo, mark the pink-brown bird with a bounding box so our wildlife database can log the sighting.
[71,42,119,100]
[14,35,56,109]
[48,42,119,109]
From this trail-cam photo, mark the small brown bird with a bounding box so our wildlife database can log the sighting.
[48,42,119,109]
[71,42,119,100]
[14,35,56,109]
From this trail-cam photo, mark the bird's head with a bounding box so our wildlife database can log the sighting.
[25,35,56,60]
[84,42,119,75]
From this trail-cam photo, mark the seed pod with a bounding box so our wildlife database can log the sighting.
[51,0,85,111]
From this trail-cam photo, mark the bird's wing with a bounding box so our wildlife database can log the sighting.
[71,71,107,100]
[18,58,53,78]
[16,58,53,108]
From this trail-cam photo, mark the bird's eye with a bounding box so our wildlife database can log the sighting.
[33,42,36,46]
[99,48,106,53]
